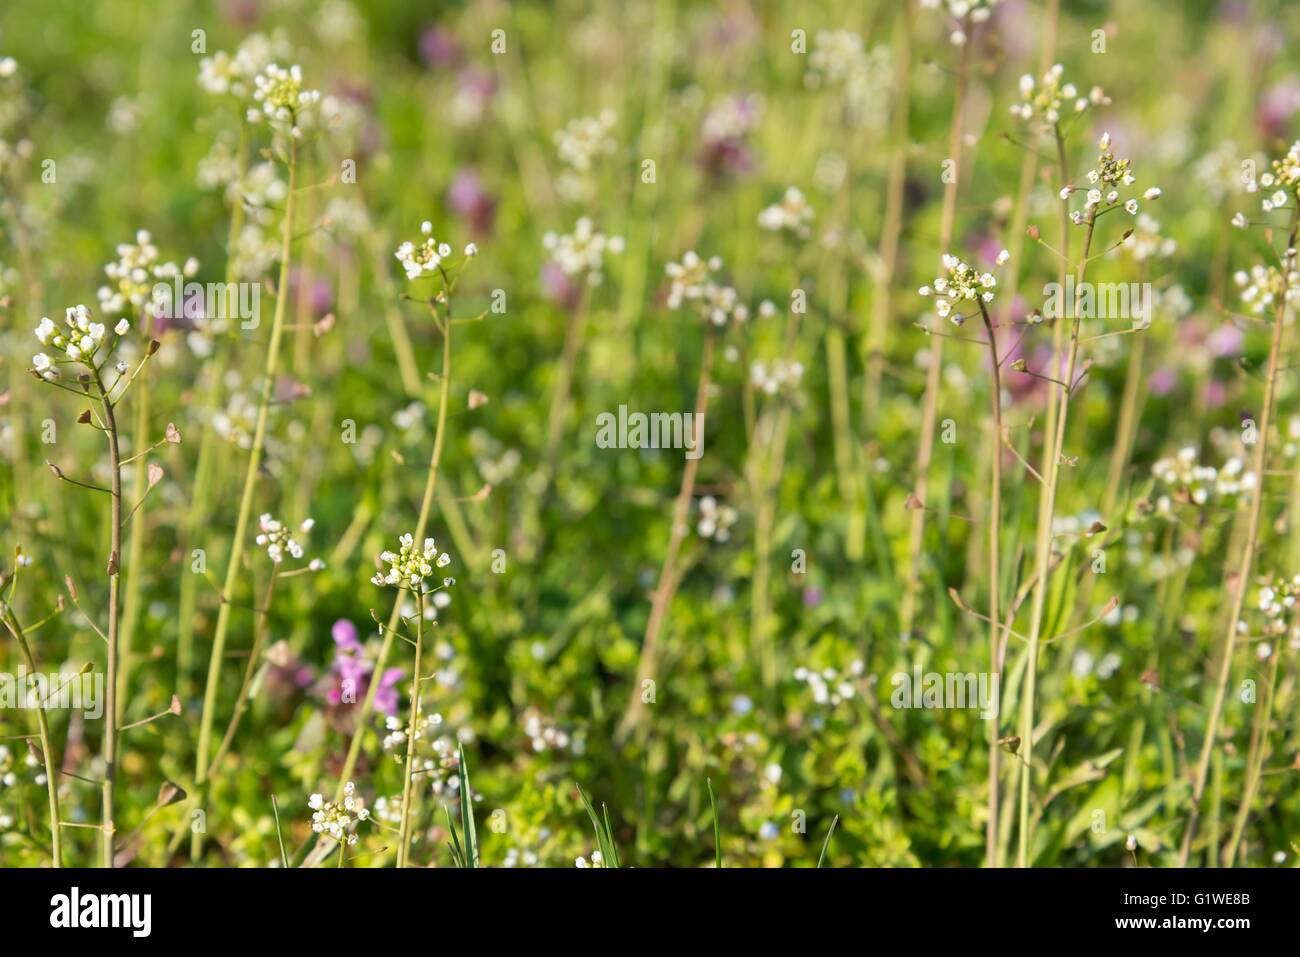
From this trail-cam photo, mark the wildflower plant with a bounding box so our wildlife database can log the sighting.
[28,291,169,867]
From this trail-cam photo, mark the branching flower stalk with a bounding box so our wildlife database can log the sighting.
[31,302,162,865]
[1015,131,1160,866]
[920,250,1009,866]
[1179,201,1299,867]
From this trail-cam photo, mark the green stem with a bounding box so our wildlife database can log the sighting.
[192,139,298,861]
[1017,214,1095,867]
[396,590,424,868]
[0,610,62,866]
[331,307,453,802]
[1178,209,1298,866]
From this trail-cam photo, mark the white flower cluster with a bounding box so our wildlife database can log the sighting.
[197,33,289,98]
[701,95,762,145]
[757,187,815,238]
[696,495,738,542]
[255,513,318,565]
[1122,213,1176,262]
[96,230,198,316]
[371,533,452,590]
[918,252,1005,324]
[793,661,863,707]
[574,850,606,868]
[523,708,572,752]
[307,782,369,846]
[1245,140,1300,212]
[1195,140,1251,205]
[382,711,444,757]
[1257,575,1300,648]
[1067,133,1161,223]
[554,110,617,173]
[1150,446,1255,512]
[33,305,123,379]
[1234,258,1300,316]
[920,0,1002,46]
[542,217,624,286]
[247,63,321,139]
[750,357,805,396]
[1010,64,1108,125]
[665,251,745,326]
[803,31,892,129]
[395,221,467,280]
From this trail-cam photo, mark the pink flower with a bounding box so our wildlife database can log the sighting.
[1148,366,1177,397]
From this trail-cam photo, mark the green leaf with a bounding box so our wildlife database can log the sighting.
[458,743,478,867]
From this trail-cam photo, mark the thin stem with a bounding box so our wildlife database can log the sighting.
[0,610,62,866]
[205,569,278,782]
[900,22,971,638]
[1222,650,1279,865]
[396,591,424,868]
[94,369,124,868]
[118,304,154,725]
[863,0,913,420]
[331,302,453,803]
[977,299,1004,869]
[1179,208,1299,866]
[192,138,298,860]
[619,331,716,736]
[1017,212,1096,867]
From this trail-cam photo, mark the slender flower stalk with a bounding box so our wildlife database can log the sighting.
[621,249,743,735]
[919,251,1008,869]
[621,331,715,735]
[0,584,62,866]
[899,21,971,638]
[330,235,479,805]
[1016,215,1093,867]
[396,591,424,867]
[979,299,1005,869]
[863,0,913,421]
[1179,206,1299,867]
[1223,640,1280,865]
[176,161,248,700]
[96,366,125,867]
[192,138,299,860]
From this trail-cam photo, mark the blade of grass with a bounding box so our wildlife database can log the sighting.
[817,815,840,868]
[707,778,721,868]
[457,743,478,867]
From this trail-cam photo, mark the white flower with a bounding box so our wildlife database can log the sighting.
[372,533,453,590]
[664,251,745,326]
[115,318,130,335]
[254,513,313,563]
[395,222,468,280]
[542,218,622,285]
[757,186,815,238]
